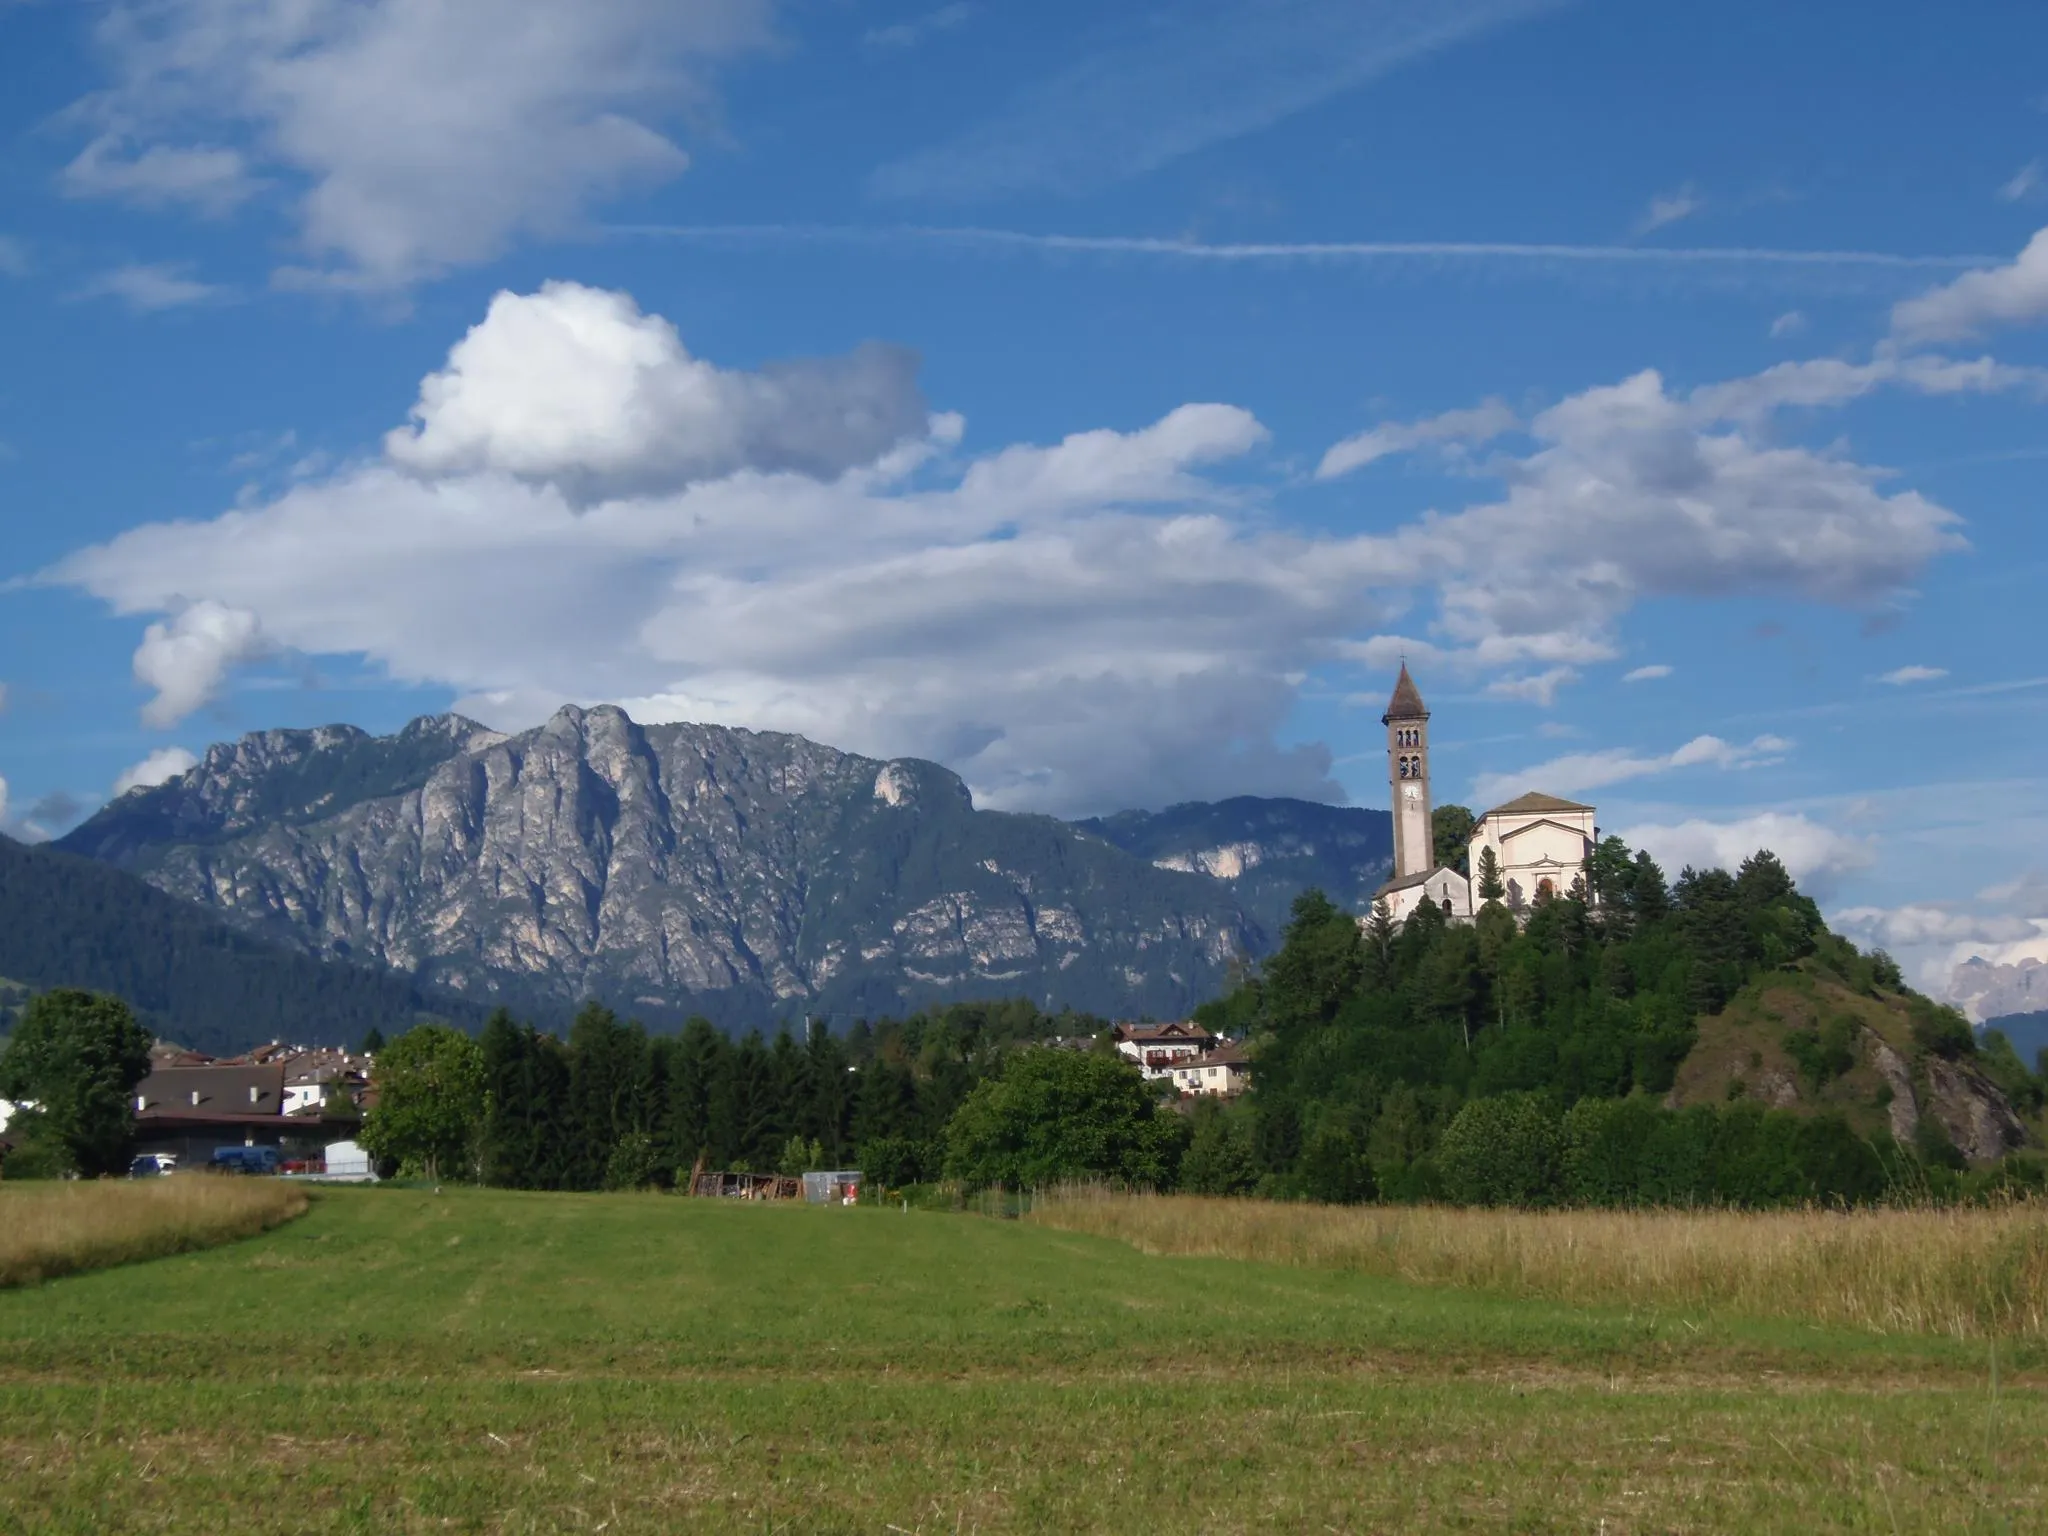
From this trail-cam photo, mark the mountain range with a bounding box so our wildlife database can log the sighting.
[54,706,1393,1032]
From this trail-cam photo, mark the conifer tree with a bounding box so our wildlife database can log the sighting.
[1476,845,1506,902]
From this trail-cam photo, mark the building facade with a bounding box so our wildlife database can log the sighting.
[1112,1021,1219,1080]
[1467,792,1597,910]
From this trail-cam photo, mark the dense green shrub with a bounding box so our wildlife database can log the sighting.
[943,1049,1187,1192]
[1180,1103,1261,1196]
[1438,1094,1563,1207]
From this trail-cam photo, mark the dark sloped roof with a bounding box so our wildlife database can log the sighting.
[1373,864,1469,896]
[1114,1021,1215,1043]
[1381,663,1428,722]
[1481,790,1595,818]
[135,1063,286,1120]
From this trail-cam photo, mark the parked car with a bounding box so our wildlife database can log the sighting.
[209,1145,281,1175]
[127,1154,167,1178]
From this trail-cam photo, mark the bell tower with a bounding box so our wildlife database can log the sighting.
[1384,663,1433,880]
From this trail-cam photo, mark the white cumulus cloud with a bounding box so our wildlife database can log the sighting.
[1833,904,2037,950]
[63,0,775,288]
[133,601,268,727]
[1894,226,2048,341]
[385,282,929,502]
[113,746,201,797]
[1618,812,1874,898]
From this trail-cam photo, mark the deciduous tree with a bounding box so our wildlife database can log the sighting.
[0,988,152,1177]
[360,1022,485,1181]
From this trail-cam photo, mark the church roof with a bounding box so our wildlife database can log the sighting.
[1481,790,1596,818]
[1381,663,1428,722]
[1373,864,1469,896]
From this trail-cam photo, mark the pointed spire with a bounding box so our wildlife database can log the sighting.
[1382,662,1428,723]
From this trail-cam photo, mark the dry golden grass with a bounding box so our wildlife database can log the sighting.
[1030,1186,2048,1340]
[0,1176,308,1288]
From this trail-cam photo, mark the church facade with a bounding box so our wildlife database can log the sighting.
[1371,664,1597,925]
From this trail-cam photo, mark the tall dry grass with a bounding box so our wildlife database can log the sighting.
[1029,1186,2048,1340]
[0,1177,309,1288]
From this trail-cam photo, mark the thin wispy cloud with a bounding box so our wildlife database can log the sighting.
[619,221,1999,272]
[1769,309,1807,338]
[1622,664,1672,682]
[0,235,28,277]
[72,263,229,312]
[864,3,974,52]
[1471,732,1791,805]
[1484,667,1578,706]
[1878,664,1948,685]
[2000,161,2042,203]
[1635,183,1703,235]
[869,0,1567,200]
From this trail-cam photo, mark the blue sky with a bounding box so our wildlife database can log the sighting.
[1,0,2045,1004]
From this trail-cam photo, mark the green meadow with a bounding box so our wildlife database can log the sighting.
[0,1187,2041,1533]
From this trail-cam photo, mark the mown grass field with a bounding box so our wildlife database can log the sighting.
[0,1188,2042,1533]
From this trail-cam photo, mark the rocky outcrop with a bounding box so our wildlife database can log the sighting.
[1860,1027,1920,1143]
[60,706,1273,1025]
[1922,1055,2029,1162]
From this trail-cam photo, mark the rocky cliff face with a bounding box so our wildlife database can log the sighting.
[60,707,1296,1025]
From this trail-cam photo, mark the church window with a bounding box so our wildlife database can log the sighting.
[1441,897,1453,915]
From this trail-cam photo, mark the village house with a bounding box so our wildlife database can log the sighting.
[1168,1041,1251,1097]
[131,1057,362,1169]
[1111,1020,1218,1080]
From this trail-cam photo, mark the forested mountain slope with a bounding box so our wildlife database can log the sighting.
[0,834,484,1055]
[1074,796,1391,941]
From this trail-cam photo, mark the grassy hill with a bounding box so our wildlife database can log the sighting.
[1667,963,2036,1162]
[0,1186,2042,1531]
[0,834,487,1054]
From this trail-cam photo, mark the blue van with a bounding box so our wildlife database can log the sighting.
[210,1145,281,1175]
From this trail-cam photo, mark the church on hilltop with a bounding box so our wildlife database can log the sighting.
[1373,663,1598,924]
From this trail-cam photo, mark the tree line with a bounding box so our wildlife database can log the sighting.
[357,998,1147,1190]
